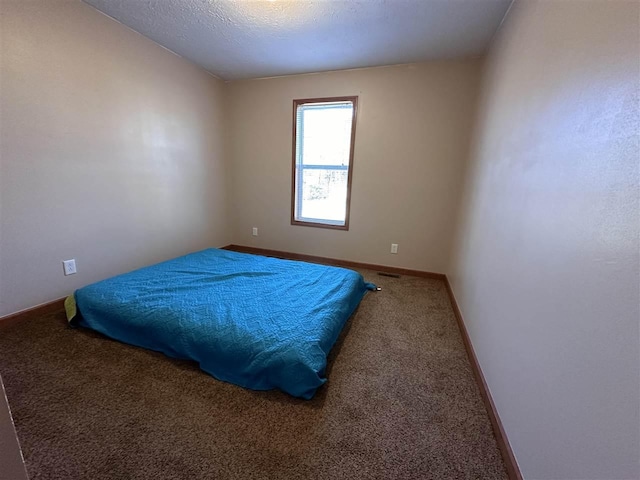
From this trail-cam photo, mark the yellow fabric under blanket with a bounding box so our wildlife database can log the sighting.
[64,295,77,323]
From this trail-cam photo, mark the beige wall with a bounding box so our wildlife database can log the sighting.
[227,61,480,272]
[0,0,230,317]
[448,1,640,479]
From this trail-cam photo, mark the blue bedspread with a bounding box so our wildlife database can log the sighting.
[71,248,375,399]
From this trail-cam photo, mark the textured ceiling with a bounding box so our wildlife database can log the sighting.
[83,0,512,81]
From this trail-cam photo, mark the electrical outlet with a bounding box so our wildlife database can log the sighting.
[390,244,398,254]
[62,259,77,276]
[252,227,258,237]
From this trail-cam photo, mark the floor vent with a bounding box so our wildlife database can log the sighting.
[377,272,401,278]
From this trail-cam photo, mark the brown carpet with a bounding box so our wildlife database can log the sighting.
[0,270,507,480]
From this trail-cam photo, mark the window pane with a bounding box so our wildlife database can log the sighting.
[300,104,353,166]
[300,168,348,223]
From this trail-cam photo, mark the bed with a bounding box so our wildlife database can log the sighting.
[65,248,375,399]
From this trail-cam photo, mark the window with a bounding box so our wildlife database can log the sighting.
[291,96,358,230]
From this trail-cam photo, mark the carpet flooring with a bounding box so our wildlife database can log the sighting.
[0,269,508,480]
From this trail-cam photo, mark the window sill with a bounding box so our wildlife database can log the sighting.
[291,219,349,231]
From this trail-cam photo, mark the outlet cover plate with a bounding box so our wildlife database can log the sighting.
[63,259,77,276]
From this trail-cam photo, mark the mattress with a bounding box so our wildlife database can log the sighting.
[66,248,375,399]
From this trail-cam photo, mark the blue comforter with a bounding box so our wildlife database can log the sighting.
[70,248,375,399]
